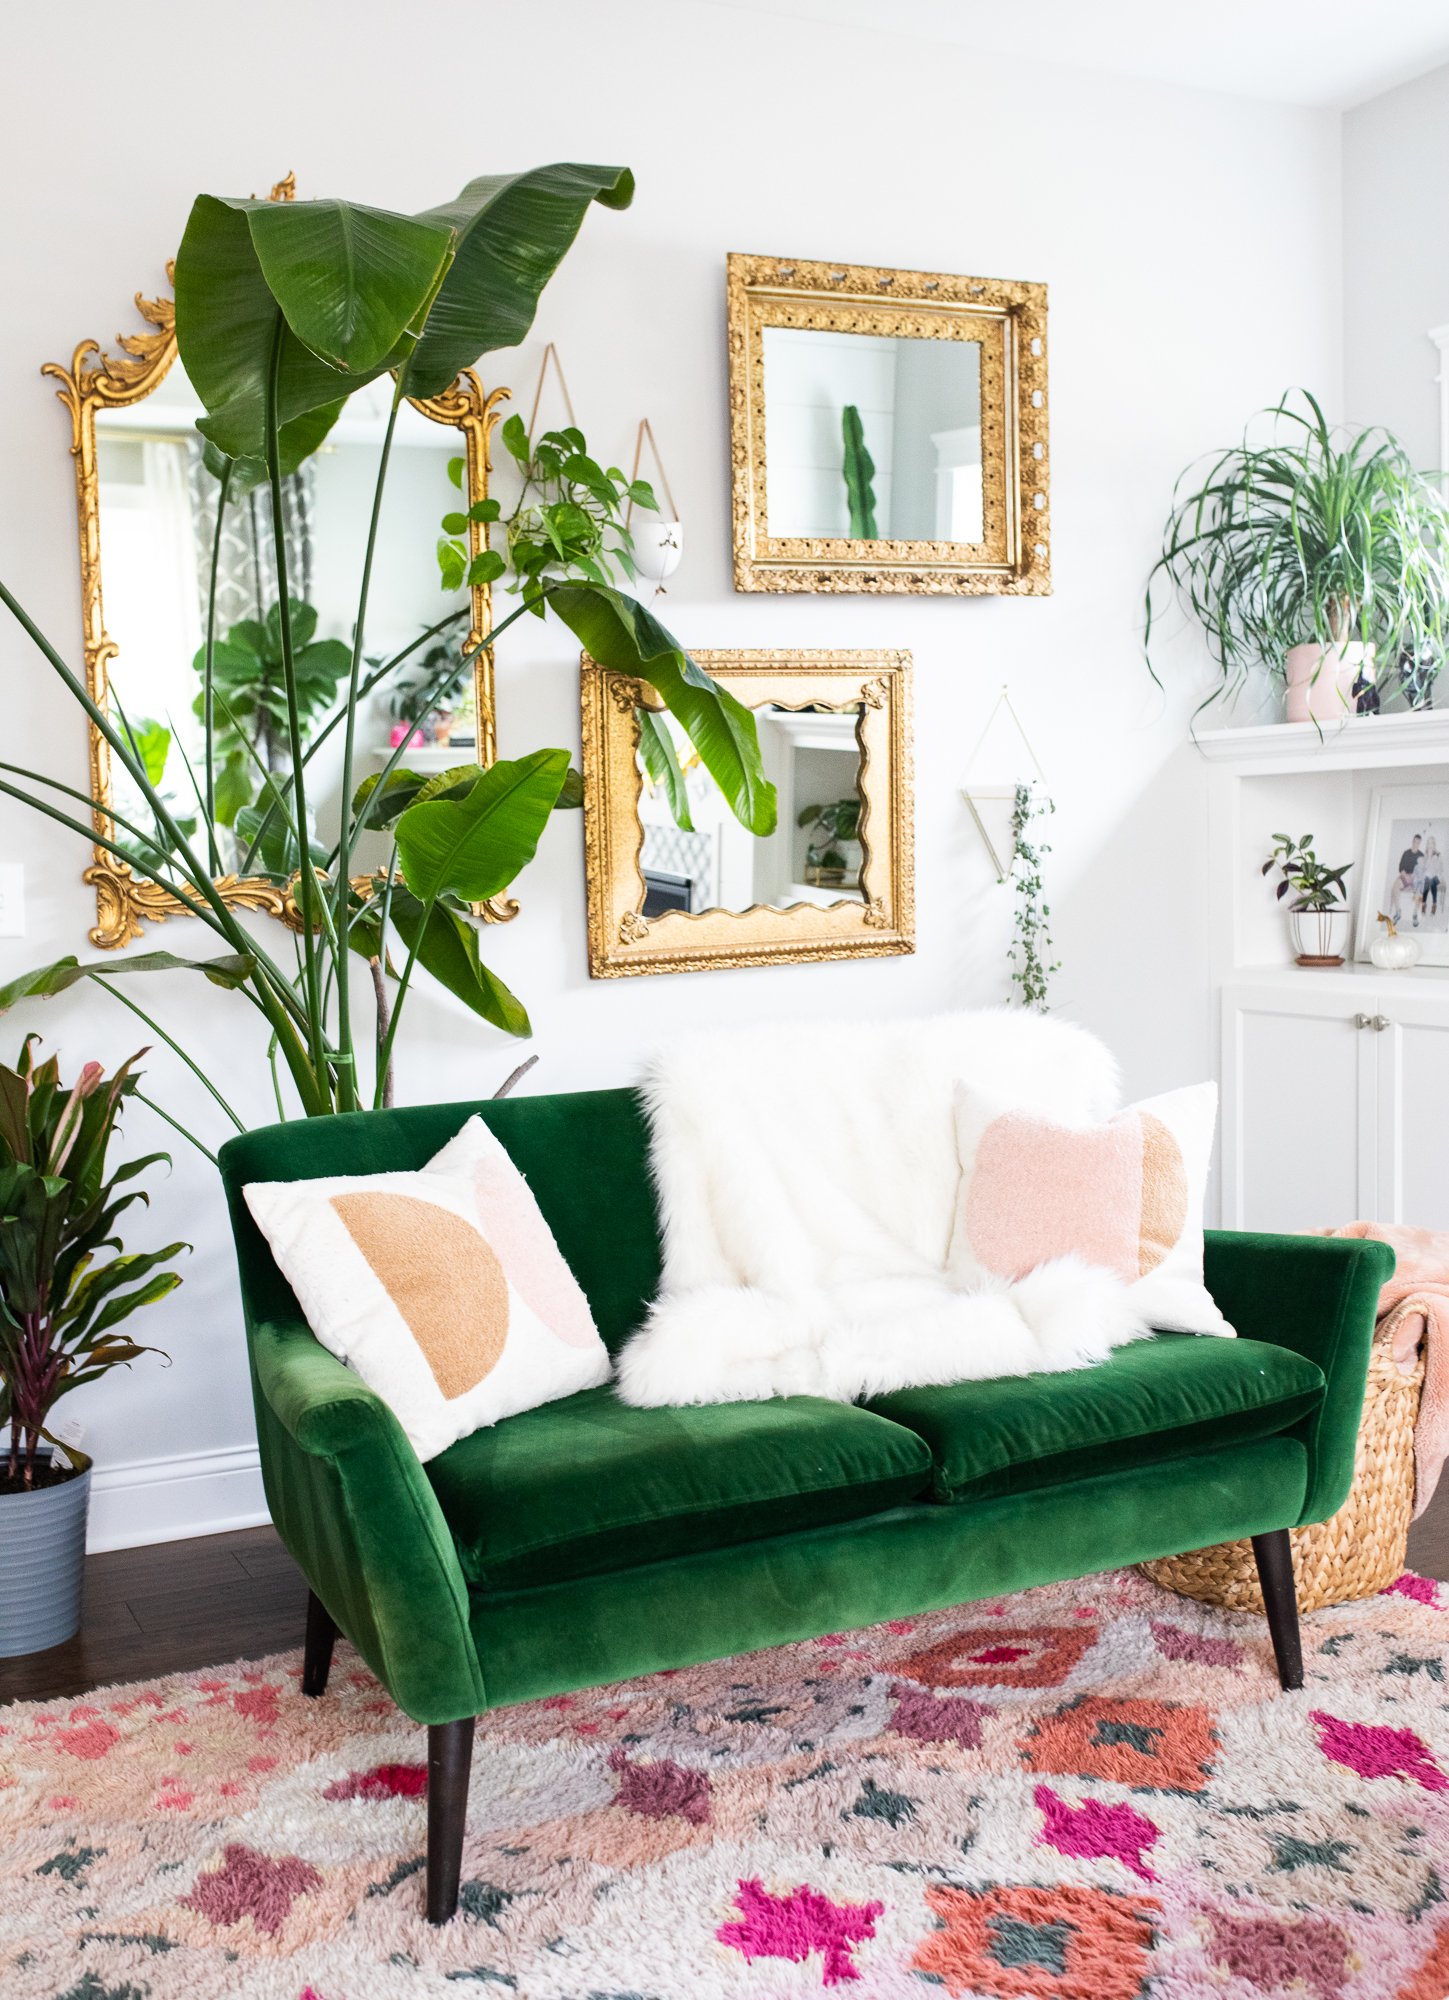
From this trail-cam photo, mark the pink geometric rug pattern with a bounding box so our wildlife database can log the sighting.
[3,1567,1447,1998]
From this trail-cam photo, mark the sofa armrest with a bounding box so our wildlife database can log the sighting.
[1202,1229,1395,1527]
[250,1316,486,1725]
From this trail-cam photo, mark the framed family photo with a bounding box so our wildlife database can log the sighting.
[1356,783,1449,964]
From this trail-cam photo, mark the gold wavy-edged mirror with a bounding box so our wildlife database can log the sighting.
[581,646,913,977]
[46,251,506,949]
[727,253,1049,596]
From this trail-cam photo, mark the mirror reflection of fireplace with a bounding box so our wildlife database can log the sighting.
[641,868,696,918]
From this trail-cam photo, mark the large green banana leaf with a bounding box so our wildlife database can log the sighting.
[548,585,776,837]
[174,166,633,474]
[393,748,570,905]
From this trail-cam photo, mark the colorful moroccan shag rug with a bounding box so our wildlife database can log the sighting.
[5,1567,1449,2000]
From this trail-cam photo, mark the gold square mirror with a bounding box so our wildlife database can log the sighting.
[581,647,913,977]
[47,247,505,949]
[727,253,1049,595]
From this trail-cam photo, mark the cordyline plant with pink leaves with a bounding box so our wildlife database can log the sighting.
[0,1039,184,1489]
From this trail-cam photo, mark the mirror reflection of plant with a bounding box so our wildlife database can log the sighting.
[1009,783,1059,1011]
[1262,832,1351,912]
[1146,389,1449,713]
[192,599,349,815]
[386,638,474,745]
[841,405,878,541]
[0,1039,186,1490]
[798,796,862,878]
[0,164,777,1126]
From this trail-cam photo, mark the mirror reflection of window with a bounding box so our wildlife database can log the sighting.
[637,703,866,917]
[94,364,470,874]
[761,327,982,543]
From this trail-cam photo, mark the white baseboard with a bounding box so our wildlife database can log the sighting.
[86,1443,269,1552]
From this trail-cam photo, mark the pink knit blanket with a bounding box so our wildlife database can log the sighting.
[1318,1222,1449,1518]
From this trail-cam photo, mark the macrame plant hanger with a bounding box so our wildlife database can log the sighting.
[960,685,1051,882]
[525,342,579,437]
[624,418,681,528]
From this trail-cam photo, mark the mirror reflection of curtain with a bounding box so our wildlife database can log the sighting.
[100,439,204,735]
[186,437,316,630]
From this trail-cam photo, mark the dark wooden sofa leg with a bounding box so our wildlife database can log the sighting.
[302,1591,337,1698]
[1252,1529,1304,1690]
[427,1717,476,1923]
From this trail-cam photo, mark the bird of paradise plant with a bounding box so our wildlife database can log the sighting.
[0,163,776,1127]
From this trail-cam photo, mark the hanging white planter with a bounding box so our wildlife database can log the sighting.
[630,518,684,584]
[625,417,683,596]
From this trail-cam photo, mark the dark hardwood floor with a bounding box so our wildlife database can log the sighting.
[0,1524,307,1704]
[4,1485,1447,1707]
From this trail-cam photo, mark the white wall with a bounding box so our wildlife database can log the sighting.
[1344,61,1449,466]
[0,0,1340,1546]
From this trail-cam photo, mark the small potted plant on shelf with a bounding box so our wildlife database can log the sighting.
[1263,833,1353,966]
[0,1039,184,1657]
[1146,391,1449,722]
[798,796,863,889]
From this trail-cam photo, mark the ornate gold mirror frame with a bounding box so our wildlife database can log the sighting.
[46,252,507,949]
[581,647,913,977]
[727,253,1049,596]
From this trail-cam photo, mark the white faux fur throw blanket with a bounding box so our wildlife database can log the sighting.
[615,1010,1153,1407]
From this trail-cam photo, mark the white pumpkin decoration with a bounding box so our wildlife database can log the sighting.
[1370,912,1421,971]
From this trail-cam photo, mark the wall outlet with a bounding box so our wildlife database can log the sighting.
[0,863,24,937]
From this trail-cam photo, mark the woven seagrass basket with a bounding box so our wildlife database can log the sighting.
[1140,1318,1426,1612]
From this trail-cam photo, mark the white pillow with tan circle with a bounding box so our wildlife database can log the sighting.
[948,1081,1234,1338]
[244,1116,610,1461]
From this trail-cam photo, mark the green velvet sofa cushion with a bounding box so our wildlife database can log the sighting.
[425,1385,934,1591]
[471,1436,1311,1708]
[866,1332,1325,1502]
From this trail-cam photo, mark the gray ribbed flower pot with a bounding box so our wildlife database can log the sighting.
[0,1457,91,1657]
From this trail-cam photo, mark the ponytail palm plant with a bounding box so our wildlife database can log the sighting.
[1145,390,1449,711]
[0,164,776,1126]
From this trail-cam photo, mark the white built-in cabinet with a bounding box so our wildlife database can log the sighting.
[1204,709,1449,1233]
[1221,980,1449,1231]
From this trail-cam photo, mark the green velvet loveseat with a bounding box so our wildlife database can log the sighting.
[217,1087,1393,1923]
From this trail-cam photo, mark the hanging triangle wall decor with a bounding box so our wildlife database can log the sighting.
[960,686,1050,882]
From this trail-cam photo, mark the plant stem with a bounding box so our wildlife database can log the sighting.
[373,898,430,1103]
[369,957,394,1109]
[134,1088,219,1166]
[202,458,234,872]
[263,320,333,1107]
[90,978,246,1132]
[333,392,402,1112]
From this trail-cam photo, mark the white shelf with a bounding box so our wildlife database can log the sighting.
[1194,709,1449,772]
[1229,960,1449,992]
[372,742,478,772]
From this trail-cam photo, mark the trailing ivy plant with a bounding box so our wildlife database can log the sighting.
[0,163,778,1125]
[1008,782,1059,1010]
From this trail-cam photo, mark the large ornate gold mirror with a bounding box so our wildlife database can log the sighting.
[48,245,506,948]
[727,254,1049,596]
[581,648,913,977]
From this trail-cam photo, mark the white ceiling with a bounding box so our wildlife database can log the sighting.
[706,0,1449,108]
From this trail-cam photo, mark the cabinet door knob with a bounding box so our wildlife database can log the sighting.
[1372,1014,1391,1032]
[1352,1012,1372,1029]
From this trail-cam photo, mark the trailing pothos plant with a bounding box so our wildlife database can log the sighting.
[1008,783,1059,1011]
[0,164,776,1125]
[0,1039,184,1489]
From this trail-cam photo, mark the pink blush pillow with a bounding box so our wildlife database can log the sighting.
[949,1082,1233,1338]
[962,1108,1163,1284]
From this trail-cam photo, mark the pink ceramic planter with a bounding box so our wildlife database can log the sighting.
[1284,640,1373,723]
